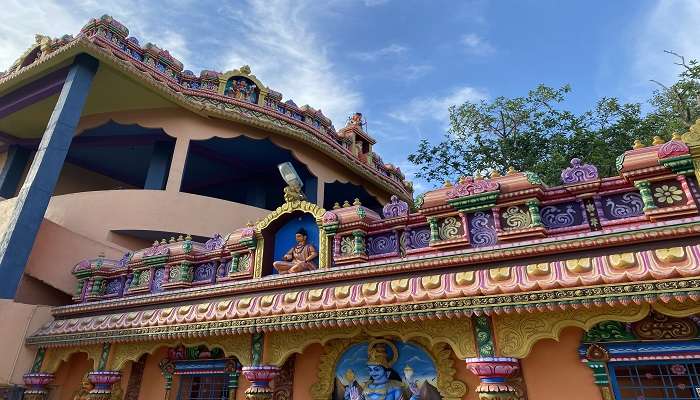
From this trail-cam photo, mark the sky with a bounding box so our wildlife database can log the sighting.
[2,0,700,193]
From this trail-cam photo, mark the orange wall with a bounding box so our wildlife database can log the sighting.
[521,327,601,400]
[292,343,323,399]
[51,352,93,400]
[54,161,136,195]
[452,353,480,400]
[138,347,169,400]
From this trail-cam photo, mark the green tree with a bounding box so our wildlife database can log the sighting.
[409,53,700,187]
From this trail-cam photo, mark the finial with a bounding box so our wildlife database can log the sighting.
[490,170,501,178]
[672,132,683,140]
[474,172,483,180]
[353,198,362,206]
[160,239,167,245]
[185,234,192,241]
[343,200,351,207]
[443,180,453,188]
[333,202,341,209]
[633,139,643,149]
[506,166,517,175]
[652,136,664,145]
[246,221,254,227]
[458,176,467,184]
[177,234,184,241]
[169,237,175,243]
[153,240,159,246]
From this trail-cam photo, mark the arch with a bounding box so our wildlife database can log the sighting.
[42,345,102,373]
[493,304,650,359]
[110,335,252,371]
[263,318,476,367]
[253,200,330,276]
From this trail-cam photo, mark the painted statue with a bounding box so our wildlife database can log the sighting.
[335,340,441,400]
[273,228,318,274]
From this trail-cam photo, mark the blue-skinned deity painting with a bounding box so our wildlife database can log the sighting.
[332,340,442,400]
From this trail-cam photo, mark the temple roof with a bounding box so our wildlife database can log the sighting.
[0,15,411,200]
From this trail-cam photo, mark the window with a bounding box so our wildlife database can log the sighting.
[611,361,700,399]
[177,374,229,400]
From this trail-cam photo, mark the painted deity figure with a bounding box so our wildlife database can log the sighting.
[273,228,317,274]
[346,342,420,400]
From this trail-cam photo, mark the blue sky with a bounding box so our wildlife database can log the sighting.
[2,0,699,192]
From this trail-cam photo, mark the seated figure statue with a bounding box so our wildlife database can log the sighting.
[273,228,318,274]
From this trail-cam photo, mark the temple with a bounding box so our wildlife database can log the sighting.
[2,14,700,400]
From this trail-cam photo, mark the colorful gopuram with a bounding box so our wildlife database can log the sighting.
[3,14,700,400]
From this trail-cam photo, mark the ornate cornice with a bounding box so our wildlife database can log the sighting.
[27,276,700,347]
[52,217,700,317]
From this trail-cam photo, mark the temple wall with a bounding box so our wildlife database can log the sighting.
[521,327,601,400]
[44,190,270,249]
[137,347,169,400]
[52,352,92,400]
[452,354,479,400]
[0,300,52,386]
[24,219,126,296]
[293,343,323,399]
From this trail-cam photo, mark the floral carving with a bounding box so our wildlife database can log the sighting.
[382,195,409,218]
[406,228,430,249]
[446,177,499,199]
[560,158,598,184]
[366,232,398,256]
[501,206,530,230]
[339,236,354,255]
[631,311,698,340]
[653,184,684,205]
[468,212,497,247]
[322,211,338,224]
[204,234,224,251]
[143,242,168,257]
[657,139,689,159]
[438,217,462,240]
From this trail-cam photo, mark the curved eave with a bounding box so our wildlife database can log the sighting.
[0,37,411,202]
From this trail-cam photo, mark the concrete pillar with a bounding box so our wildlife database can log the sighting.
[0,54,98,299]
[0,145,31,198]
[144,140,174,190]
[165,136,190,192]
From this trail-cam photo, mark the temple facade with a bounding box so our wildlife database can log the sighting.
[2,14,700,400]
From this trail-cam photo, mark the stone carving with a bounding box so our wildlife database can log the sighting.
[540,202,583,229]
[204,233,225,251]
[500,206,531,230]
[468,212,497,247]
[631,311,699,340]
[367,232,398,256]
[446,177,499,199]
[602,192,644,220]
[273,228,318,274]
[658,138,689,159]
[560,158,598,184]
[406,228,430,250]
[382,195,409,218]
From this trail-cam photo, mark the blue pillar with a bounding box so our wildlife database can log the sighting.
[0,145,31,198]
[304,176,317,205]
[0,54,98,299]
[144,140,174,190]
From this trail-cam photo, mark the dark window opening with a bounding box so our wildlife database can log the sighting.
[611,360,700,399]
[180,136,317,210]
[177,375,229,400]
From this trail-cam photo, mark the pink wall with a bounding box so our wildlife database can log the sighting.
[521,327,601,400]
[51,352,93,400]
[138,347,169,400]
[0,300,52,385]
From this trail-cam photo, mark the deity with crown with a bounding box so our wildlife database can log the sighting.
[345,341,421,400]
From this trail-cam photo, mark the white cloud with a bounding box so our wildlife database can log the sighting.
[389,86,487,124]
[364,0,390,6]
[0,0,195,72]
[634,1,700,85]
[460,33,495,56]
[349,44,407,61]
[394,64,433,81]
[219,0,362,126]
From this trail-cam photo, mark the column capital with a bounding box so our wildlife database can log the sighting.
[241,365,280,400]
[87,370,121,400]
[464,357,520,400]
[23,372,54,400]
